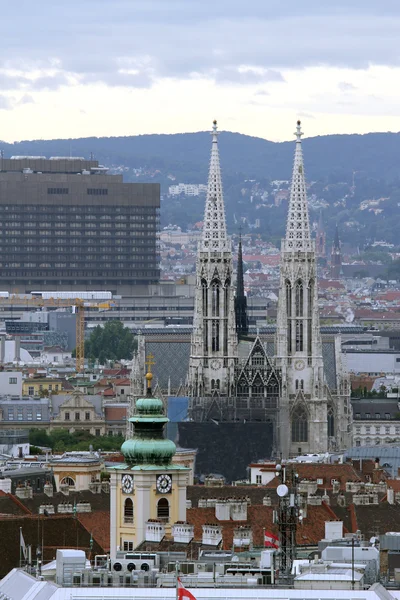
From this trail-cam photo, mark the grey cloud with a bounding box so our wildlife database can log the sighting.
[17,94,34,106]
[338,82,357,92]
[217,68,285,85]
[0,71,70,92]
[255,90,270,96]
[1,1,400,92]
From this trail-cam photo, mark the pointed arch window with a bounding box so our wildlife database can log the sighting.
[291,406,308,442]
[211,320,219,351]
[295,280,303,317]
[211,281,220,317]
[295,320,303,352]
[308,280,314,355]
[327,405,335,438]
[201,279,208,318]
[124,498,134,524]
[252,375,264,397]
[286,280,292,354]
[237,379,249,397]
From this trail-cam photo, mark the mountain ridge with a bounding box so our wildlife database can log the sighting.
[1,129,400,182]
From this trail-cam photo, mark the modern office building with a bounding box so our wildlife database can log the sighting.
[0,157,160,294]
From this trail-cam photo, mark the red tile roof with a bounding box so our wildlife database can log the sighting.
[103,388,116,397]
[186,503,340,548]
[387,479,400,492]
[265,463,362,491]
[78,510,110,552]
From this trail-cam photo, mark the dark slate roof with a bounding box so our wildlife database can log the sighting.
[0,490,110,515]
[351,400,400,420]
[187,485,269,508]
[344,446,400,478]
[352,504,400,540]
[0,515,105,578]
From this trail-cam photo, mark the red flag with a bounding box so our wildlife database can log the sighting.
[177,577,197,600]
[264,530,279,549]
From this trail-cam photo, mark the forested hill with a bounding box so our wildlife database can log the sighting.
[1,129,400,183]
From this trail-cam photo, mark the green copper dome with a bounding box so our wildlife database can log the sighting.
[121,392,176,466]
[135,397,164,414]
[121,438,176,465]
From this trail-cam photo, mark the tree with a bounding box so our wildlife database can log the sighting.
[73,321,137,362]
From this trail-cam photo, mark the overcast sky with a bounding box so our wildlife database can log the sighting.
[1,1,400,142]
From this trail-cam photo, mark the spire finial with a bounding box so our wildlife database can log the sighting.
[145,353,155,395]
[212,119,219,142]
[295,120,303,142]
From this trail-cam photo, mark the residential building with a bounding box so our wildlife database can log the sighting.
[352,398,400,447]
[0,398,50,431]
[51,390,105,436]
[48,451,103,491]
[22,377,73,397]
[0,371,23,396]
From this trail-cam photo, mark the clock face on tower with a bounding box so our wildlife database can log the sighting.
[294,359,305,371]
[210,359,222,370]
[156,474,172,494]
[121,474,134,494]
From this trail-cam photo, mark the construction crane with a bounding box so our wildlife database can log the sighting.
[0,296,114,372]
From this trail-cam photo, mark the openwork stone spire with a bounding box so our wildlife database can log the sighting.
[284,121,312,252]
[201,120,229,252]
[235,234,249,336]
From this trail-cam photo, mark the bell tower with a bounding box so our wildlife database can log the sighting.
[276,121,328,458]
[108,362,189,559]
[188,120,238,397]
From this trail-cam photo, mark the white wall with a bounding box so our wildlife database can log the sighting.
[0,371,23,396]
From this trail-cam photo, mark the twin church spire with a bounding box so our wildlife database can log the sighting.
[188,120,237,397]
[201,120,230,253]
[284,121,313,252]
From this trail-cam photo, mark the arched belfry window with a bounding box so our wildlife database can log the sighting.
[157,498,170,521]
[124,498,134,523]
[295,280,303,317]
[291,406,308,443]
[201,279,208,317]
[211,281,220,317]
[286,280,292,354]
[328,405,335,438]
[307,279,314,354]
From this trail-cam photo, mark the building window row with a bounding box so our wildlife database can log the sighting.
[87,188,108,195]
[47,188,69,195]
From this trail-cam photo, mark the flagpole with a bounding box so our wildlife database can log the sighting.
[19,527,22,568]
[175,561,179,600]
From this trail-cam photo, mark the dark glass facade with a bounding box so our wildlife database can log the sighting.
[0,158,160,293]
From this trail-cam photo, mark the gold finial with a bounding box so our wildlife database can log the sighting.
[145,353,155,390]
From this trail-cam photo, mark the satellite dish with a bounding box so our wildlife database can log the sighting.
[277,484,289,497]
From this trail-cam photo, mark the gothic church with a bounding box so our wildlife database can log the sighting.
[187,120,352,458]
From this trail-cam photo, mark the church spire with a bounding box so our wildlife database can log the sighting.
[333,223,340,250]
[331,223,342,279]
[284,121,312,252]
[188,120,237,398]
[201,120,229,252]
[235,233,249,336]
